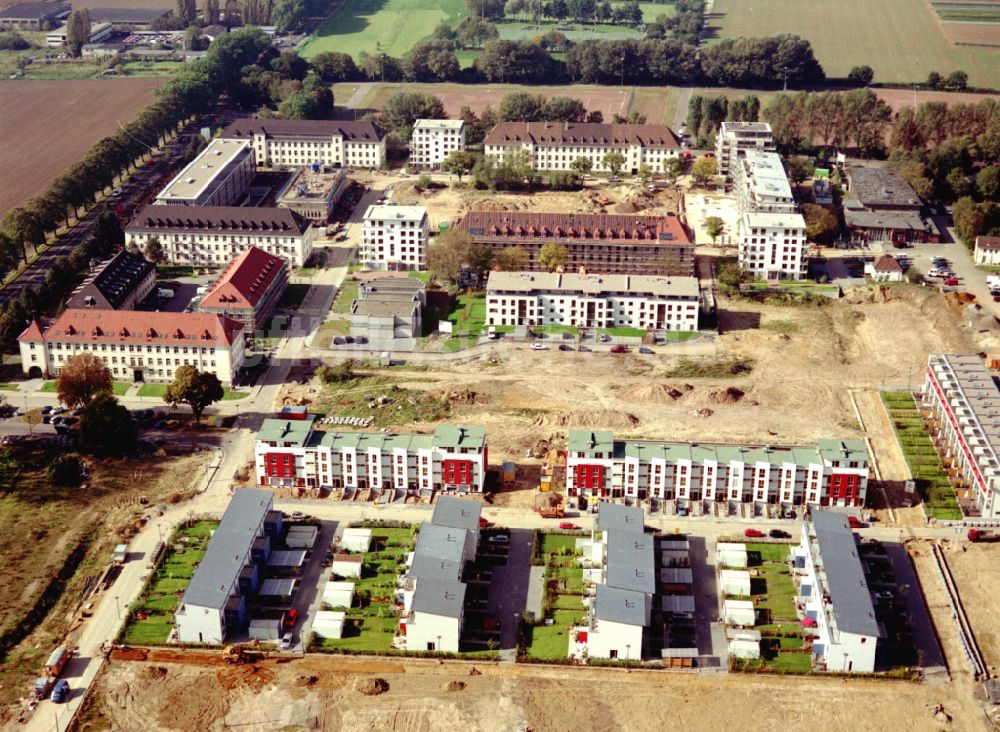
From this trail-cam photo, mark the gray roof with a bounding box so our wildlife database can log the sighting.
[431,496,482,533]
[569,429,615,455]
[597,502,644,535]
[87,7,170,22]
[661,595,696,613]
[810,510,880,637]
[0,1,69,19]
[66,250,155,310]
[659,568,693,584]
[267,550,306,567]
[352,298,418,318]
[411,576,466,618]
[180,489,271,610]
[605,531,656,594]
[847,166,922,209]
[258,578,297,597]
[409,553,462,582]
[844,209,926,231]
[413,523,467,564]
[486,271,699,299]
[594,584,651,626]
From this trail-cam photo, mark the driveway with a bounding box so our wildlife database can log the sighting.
[484,528,534,653]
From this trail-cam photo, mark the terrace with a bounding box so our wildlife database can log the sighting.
[521,533,587,660]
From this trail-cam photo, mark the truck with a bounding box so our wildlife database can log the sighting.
[535,504,565,519]
[968,528,1000,542]
[44,646,71,678]
[986,275,1000,292]
[113,543,128,564]
[32,676,54,700]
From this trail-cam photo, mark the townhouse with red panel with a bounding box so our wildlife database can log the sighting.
[255,415,487,496]
[566,429,868,513]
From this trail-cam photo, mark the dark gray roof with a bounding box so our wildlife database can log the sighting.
[413,523,467,564]
[597,502,644,534]
[847,166,922,210]
[431,496,481,533]
[66,250,154,310]
[180,489,271,610]
[409,553,461,582]
[605,531,656,594]
[0,1,69,19]
[127,204,312,236]
[87,7,171,22]
[223,117,384,142]
[594,584,651,626]
[811,510,881,637]
[411,576,466,618]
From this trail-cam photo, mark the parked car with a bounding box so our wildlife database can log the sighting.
[943,277,959,286]
[51,406,66,415]
[531,343,547,350]
[578,345,590,352]
[290,511,305,520]
[51,679,70,704]
[279,632,294,650]
[599,334,611,342]
[610,345,628,353]
[478,517,493,528]
[558,344,573,351]
[486,534,509,544]
[744,528,765,538]
[848,515,864,529]
[768,529,791,539]
[42,415,52,424]
[40,405,53,415]
[559,522,581,530]
[286,608,298,626]
[639,346,654,354]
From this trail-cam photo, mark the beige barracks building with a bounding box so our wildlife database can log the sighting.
[223,118,386,169]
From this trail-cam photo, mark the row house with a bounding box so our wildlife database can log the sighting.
[486,271,699,332]
[18,308,245,384]
[223,118,386,169]
[922,353,1000,518]
[361,205,429,271]
[565,430,869,510]
[255,417,488,495]
[410,119,466,169]
[125,204,317,268]
[484,122,681,175]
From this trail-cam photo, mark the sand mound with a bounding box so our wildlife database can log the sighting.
[470,199,515,212]
[709,387,745,404]
[533,410,639,429]
[357,677,390,696]
[443,680,466,692]
[629,383,692,404]
[143,665,168,680]
[614,201,645,214]
[439,388,490,405]
[468,666,482,676]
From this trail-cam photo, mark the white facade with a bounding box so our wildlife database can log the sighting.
[719,570,751,596]
[738,211,808,281]
[361,205,429,272]
[974,236,1000,266]
[410,119,466,169]
[47,21,112,46]
[734,151,796,215]
[715,122,776,179]
[864,256,904,283]
[155,139,255,207]
[406,610,462,653]
[222,119,387,169]
[723,599,756,626]
[486,272,700,332]
[586,618,644,661]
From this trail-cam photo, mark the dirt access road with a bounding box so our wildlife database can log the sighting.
[81,652,987,732]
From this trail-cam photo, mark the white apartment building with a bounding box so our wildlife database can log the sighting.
[486,272,700,332]
[222,118,386,169]
[18,309,246,384]
[734,151,796,215]
[361,205,429,271]
[410,119,466,169]
[922,353,1000,518]
[484,122,680,175]
[715,121,776,179]
[47,20,112,46]
[125,205,317,268]
[156,138,256,207]
[794,511,881,673]
[565,430,869,511]
[738,211,808,280]
[255,418,488,495]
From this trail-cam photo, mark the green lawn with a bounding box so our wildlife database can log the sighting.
[279,283,311,309]
[314,318,351,348]
[443,336,478,352]
[745,544,796,622]
[447,292,486,336]
[137,383,167,398]
[156,265,198,278]
[39,381,56,393]
[333,279,359,314]
[222,388,249,401]
[535,325,579,336]
[123,520,218,645]
[600,326,647,338]
[639,2,674,22]
[300,0,469,59]
[407,270,432,284]
[525,532,586,660]
[495,19,643,42]
[40,381,129,396]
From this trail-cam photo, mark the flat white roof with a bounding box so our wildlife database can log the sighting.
[364,205,427,222]
[156,138,250,203]
[414,119,464,131]
[742,211,806,229]
[742,151,793,200]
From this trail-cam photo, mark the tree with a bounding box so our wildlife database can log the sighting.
[441,150,478,182]
[144,236,166,264]
[637,163,653,185]
[540,96,587,122]
[717,261,747,290]
[80,394,136,457]
[467,0,505,18]
[311,52,358,82]
[538,242,568,271]
[946,70,968,91]
[65,9,90,58]
[176,0,196,24]
[785,156,813,189]
[702,216,725,244]
[48,454,84,486]
[801,203,839,244]
[467,242,493,272]
[183,25,206,51]
[272,0,306,31]
[602,151,625,178]
[570,156,593,177]
[978,167,1000,202]
[427,228,472,282]
[947,167,972,200]
[663,157,683,184]
[164,365,224,423]
[847,65,874,86]
[402,40,460,82]
[926,71,944,90]
[494,246,528,271]
[498,91,544,122]
[203,0,220,24]
[952,196,984,241]
[691,156,717,187]
[379,92,446,134]
[56,353,113,409]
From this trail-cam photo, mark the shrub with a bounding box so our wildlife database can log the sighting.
[318,361,354,383]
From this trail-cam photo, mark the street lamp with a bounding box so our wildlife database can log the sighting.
[626,643,631,660]
[23,395,31,435]
[114,595,121,621]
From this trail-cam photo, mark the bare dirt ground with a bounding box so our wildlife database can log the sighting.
[80,652,988,732]
[938,541,1000,674]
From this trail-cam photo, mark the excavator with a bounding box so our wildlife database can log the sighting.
[222,639,269,664]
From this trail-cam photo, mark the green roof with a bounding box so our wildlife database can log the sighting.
[568,429,614,454]
[310,430,434,452]
[257,416,317,446]
[432,425,486,450]
[609,438,857,468]
[816,438,868,464]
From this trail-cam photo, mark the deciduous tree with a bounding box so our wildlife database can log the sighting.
[56,353,113,408]
[164,365,224,423]
[538,242,568,271]
[690,156,717,186]
[427,228,472,282]
[494,246,528,271]
[66,9,91,57]
[602,151,625,178]
[80,394,136,456]
[801,203,839,244]
[702,216,724,244]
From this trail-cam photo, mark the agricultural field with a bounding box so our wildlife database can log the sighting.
[708,0,1000,89]
[0,78,163,215]
[932,0,1000,46]
[494,19,643,42]
[300,0,469,59]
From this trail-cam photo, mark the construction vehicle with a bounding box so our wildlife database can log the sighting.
[968,528,1000,542]
[32,676,54,700]
[44,646,71,678]
[222,640,269,664]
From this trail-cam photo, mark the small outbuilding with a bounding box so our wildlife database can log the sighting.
[330,554,363,578]
[339,527,373,553]
[723,599,756,626]
[248,617,282,641]
[285,525,318,549]
[660,594,695,620]
[719,569,751,597]
[726,628,762,659]
[717,542,748,568]
[323,581,355,609]
[659,567,693,594]
[312,610,346,639]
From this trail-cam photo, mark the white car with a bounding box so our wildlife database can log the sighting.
[927,268,944,277]
[280,632,294,650]
[487,534,509,544]
[531,343,547,350]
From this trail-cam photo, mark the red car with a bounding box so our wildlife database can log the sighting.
[479,516,493,528]
[744,528,765,538]
[559,522,581,530]
[943,277,959,286]
[610,345,628,354]
[286,608,298,626]
[847,516,863,529]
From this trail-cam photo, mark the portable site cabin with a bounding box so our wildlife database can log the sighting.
[285,525,318,549]
[726,628,761,659]
[723,599,756,626]
[717,542,748,568]
[339,528,372,553]
[44,646,70,677]
[311,610,346,639]
[248,617,283,641]
[323,581,355,609]
[719,569,752,596]
[330,554,363,578]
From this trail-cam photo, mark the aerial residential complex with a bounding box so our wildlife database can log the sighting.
[65,250,155,311]
[223,118,386,169]
[715,122,776,179]
[738,211,809,280]
[484,122,680,174]
[174,489,285,644]
[734,151,797,215]
[410,119,466,169]
[565,430,869,510]
[255,416,488,495]
[456,211,694,276]
[124,205,317,267]
[197,246,289,334]
[155,138,256,207]
[17,309,246,384]
[485,271,700,332]
[922,353,1000,518]
[398,496,482,652]
[794,511,881,672]
[361,205,429,271]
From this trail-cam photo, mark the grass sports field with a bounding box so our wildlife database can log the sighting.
[300,0,468,59]
[708,0,1000,88]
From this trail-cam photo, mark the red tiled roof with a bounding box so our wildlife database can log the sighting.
[200,247,287,311]
[19,309,244,347]
[976,235,1000,252]
[456,211,691,245]
[873,255,902,272]
[483,122,680,148]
